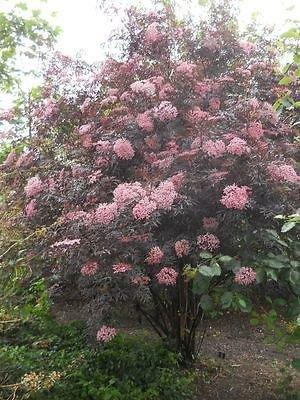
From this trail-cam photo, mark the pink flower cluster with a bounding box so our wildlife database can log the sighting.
[136,112,154,132]
[112,263,133,273]
[145,246,164,265]
[113,139,135,160]
[174,240,190,258]
[78,123,94,136]
[144,22,161,44]
[156,267,178,286]
[24,176,44,197]
[153,101,178,122]
[197,234,220,251]
[96,325,117,343]
[130,80,156,97]
[186,107,209,124]
[194,81,211,97]
[132,197,157,220]
[25,199,37,218]
[150,181,177,210]
[94,203,119,225]
[3,150,17,167]
[267,163,299,184]
[247,121,263,140]
[176,61,196,78]
[209,97,220,110]
[0,109,14,121]
[202,140,226,158]
[113,182,146,206]
[81,261,98,276]
[203,217,218,231]
[227,137,250,156]
[220,184,251,210]
[234,267,256,285]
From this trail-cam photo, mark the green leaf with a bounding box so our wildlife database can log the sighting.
[199,251,212,259]
[218,255,233,263]
[220,291,233,309]
[281,221,296,232]
[278,76,293,85]
[250,318,259,326]
[199,263,221,277]
[192,274,210,295]
[238,298,247,308]
[200,294,214,311]
[291,358,300,371]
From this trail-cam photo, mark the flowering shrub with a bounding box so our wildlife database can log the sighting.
[1,1,299,361]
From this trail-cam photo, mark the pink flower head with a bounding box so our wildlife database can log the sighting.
[131,275,150,285]
[240,41,255,55]
[202,140,225,158]
[153,101,178,122]
[25,199,37,218]
[81,134,93,148]
[81,261,98,276]
[112,263,133,273]
[95,202,119,224]
[144,22,161,44]
[169,172,185,190]
[130,80,156,97]
[227,137,250,156]
[136,112,154,132]
[174,240,190,258]
[113,182,146,206]
[113,139,135,160]
[150,181,177,210]
[197,233,220,252]
[24,176,44,197]
[247,121,263,140]
[132,197,157,220]
[158,83,174,100]
[195,81,211,97]
[209,97,220,110]
[95,140,111,153]
[176,61,196,78]
[186,107,209,124]
[156,267,178,286]
[96,325,117,343]
[80,97,92,114]
[0,109,14,121]
[203,217,219,231]
[267,163,299,184]
[220,184,251,210]
[145,246,164,265]
[3,150,17,167]
[234,267,256,285]
[78,123,94,136]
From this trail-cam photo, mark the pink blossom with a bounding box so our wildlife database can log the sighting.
[88,170,103,184]
[234,267,256,285]
[64,210,87,221]
[81,134,93,148]
[267,163,299,184]
[209,97,220,110]
[158,83,174,100]
[130,80,156,97]
[113,139,135,160]
[191,137,202,150]
[203,217,219,231]
[78,123,94,136]
[96,325,117,343]
[145,246,164,265]
[81,261,98,276]
[95,156,109,167]
[112,263,133,273]
[113,182,146,205]
[0,109,14,121]
[136,112,154,132]
[197,233,220,251]
[41,98,58,119]
[24,176,44,197]
[194,81,211,97]
[120,91,134,103]
[144,22,161,44]
[247,121,263,140]
[169,172,185,190]
[51,238,81,248]
[186,107,209,124]
[131,275,150,285]
[94,203,119,224]
[156,267,178,286]
[132,197,157,220]
[15,152,34,168]
[227,137,250,156]
[150,181,177,210]
[3,150,17,167]
[80,98,92,114]
[220,184,251,210]
[174,240,190,258]
[176,61,196,78]
[202,140,226,158]
[153,101,178,122]
[101,95,118,107]
[94,140,111,153]
[240,41,255,55]
[25,199,37,218]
